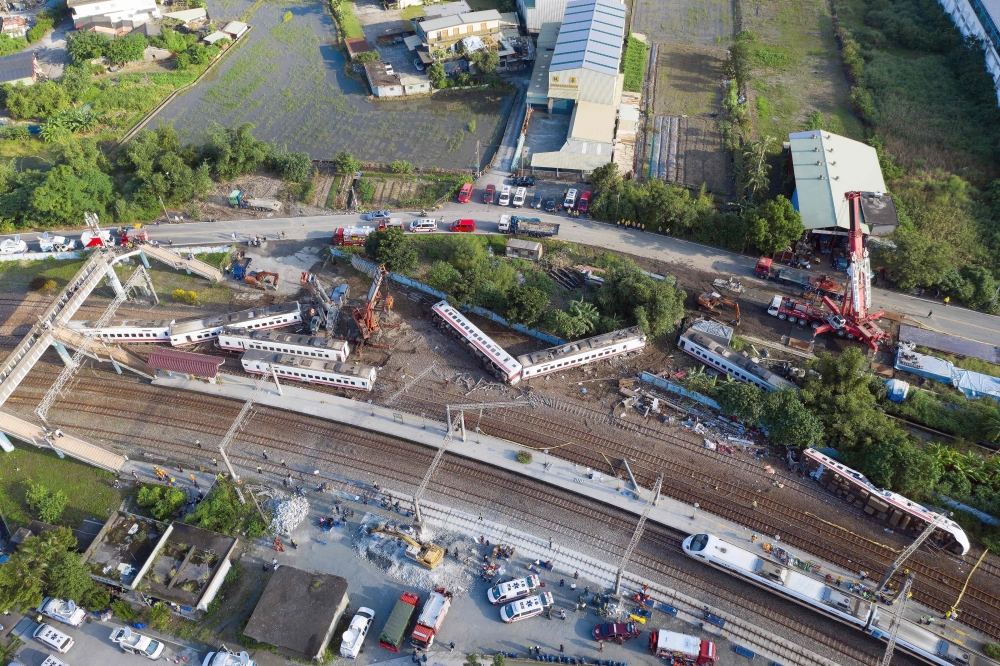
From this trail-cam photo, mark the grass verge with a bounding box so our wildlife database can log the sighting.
[400,4,424,19]
[0,445,119,529]
[622,34,649,93]
[0,257,88,293]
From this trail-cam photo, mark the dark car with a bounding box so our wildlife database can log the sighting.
[513,176,536,187]
[592,622,640,644]
[543,195,557,212]
[531,192,542,209]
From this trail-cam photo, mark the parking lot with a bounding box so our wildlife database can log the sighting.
[354,0,430,80]
[6,614,202,666]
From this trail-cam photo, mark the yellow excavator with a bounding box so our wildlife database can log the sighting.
[367,525,445,569]
[697,292,741,326]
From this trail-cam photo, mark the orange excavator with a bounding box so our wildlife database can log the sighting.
[245,271,279,290]
[697,292,741,326]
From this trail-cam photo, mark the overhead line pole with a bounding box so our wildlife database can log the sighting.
[614,473,662,595]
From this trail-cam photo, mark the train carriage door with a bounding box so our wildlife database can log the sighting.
[186,335,193,343]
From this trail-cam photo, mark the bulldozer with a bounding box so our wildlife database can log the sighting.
[368,525,445,569]
[245,271,280,290]
[697,292,741,326]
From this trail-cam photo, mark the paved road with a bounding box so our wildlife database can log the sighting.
[4,199,998,346]
[28,16,71,79]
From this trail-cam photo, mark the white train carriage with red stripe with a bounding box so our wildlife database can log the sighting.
[430,300,522,384]
[240,349,375,391]
[65,319,173,342]
[168,302,302,346]
[517,327,646,380]
[217,326,350,362]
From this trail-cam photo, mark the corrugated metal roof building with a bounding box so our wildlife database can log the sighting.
[547,0,625,107]
[147,348,225,381]
[787,130,898,234]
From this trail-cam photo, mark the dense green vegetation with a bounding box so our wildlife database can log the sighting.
[587,163,804,254]
[0,124,309,233]
[0,527,109,613]
[710,347,1000,545]
[622,34,649,93]
[363,232,686,339]
[185,478,268,537]
[817,0,1000,310]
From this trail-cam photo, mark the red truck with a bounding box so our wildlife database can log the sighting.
[120,225,150,245]
[754,257,772,279]
[648,630,716,665]
[332,226,374,246]
[767,295,826,327]
[410,588,452,649]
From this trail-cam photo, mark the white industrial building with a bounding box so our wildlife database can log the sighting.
[68,0,160,29]
[937,0,1000,102]
[529,0,626,173]
[518,0,569,34]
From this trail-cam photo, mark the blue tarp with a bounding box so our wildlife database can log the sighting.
[896,347,1000,402]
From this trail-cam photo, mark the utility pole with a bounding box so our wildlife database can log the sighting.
[878,573,915,666]
[475,139,481,178]
[875,511,949,594]
[614,474,663,594]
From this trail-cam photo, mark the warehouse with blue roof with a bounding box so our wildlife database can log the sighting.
[529,0,626,173]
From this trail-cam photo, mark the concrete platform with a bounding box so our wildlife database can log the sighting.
[0,410,126,472]
[154,373,993,659]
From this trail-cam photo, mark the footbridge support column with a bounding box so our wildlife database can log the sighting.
[52,342,74,369]
[105,266,126,299]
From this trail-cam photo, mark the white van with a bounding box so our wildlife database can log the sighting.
[512,187,527,207]
[487,574,540,604]
[563,188,578,209]
[498,185,512,206]
[34,624,74,653]
[41,657,70,666]
[499,592,553,623]
[409,219,437,232]
[340,607,375,658]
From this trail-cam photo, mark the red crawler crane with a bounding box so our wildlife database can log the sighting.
[811,191,889,351]
[352,263,393,340]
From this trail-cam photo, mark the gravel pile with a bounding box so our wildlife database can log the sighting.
[268,496,310,535]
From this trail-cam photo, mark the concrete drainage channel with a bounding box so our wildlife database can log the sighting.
[383,489,842,666]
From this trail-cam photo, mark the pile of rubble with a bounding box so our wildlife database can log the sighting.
[267,496,310,536]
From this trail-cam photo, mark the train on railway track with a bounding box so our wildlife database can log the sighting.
[517,327,646,381]
[218,326,350,363]
[431,300,649,385]
[430,301,524,384]
[66,319,173,342]
[683,533,988,666]
[677,324,796,392]
[240,349,376,391]
[802,448,970,555]
[70,303,303,347]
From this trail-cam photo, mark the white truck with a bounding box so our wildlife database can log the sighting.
[647,630,717,665]
[110,627,165,660]
[202,646,256,666]
[39,598,86,628]
[340,607,376,658]
[410,588,452,649]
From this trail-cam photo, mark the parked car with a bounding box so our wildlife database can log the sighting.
[341,608,376,659]
[577,190,592,213]
[531,192,542,209]
[592,622,641,644]
[543,196,557,212]
[512,176,535,187]
[33,624,74,654]
[563,188,578,210]
[451,219,475,232]
[39,598,86,628]
[110,627,165,660]
[363,210,392,221]
[458,182,474,203]
[483,184,496,203]
[512,187,527,207]
[414,59,425,71]
[498,185,512,206]
[409,219,438,232]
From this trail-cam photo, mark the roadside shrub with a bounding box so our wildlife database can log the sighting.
[29,277,57,292]
[467,120,476,133]
[148,602,171,630]
[26,19,53,45]
[282,10,293,22]
[516,450,532,464]
[985,644,1000,659]
[0,34,28,56]
[137,485,187,520]
[171,288,199,305]
[354,50,380,63]
[357,177,376,203]
[25,481,68,523]
[389,159,413,174]
[111,600,137,622]
[268,150,312,182]
[333,150,360,174]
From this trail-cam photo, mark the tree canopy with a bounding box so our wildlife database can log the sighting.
[746,195,804,255]
[365,227,417,273]
[595,258,686,337]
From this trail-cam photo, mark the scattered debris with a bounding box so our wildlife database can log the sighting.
[267,496,310,536]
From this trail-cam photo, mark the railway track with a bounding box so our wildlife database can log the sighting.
[10,358,1000,642]
[9,373,882,666]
